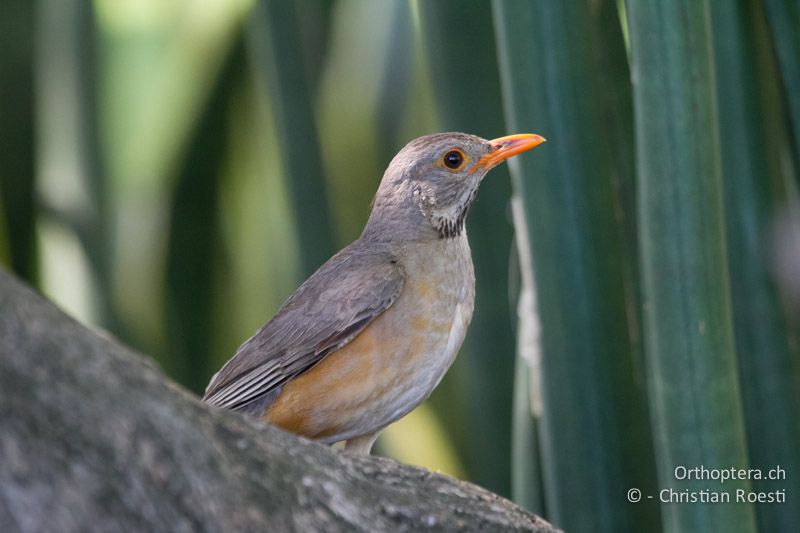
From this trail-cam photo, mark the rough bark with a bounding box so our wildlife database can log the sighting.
[0,270,558,532]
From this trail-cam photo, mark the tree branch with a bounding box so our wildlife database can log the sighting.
[0,270,558,532]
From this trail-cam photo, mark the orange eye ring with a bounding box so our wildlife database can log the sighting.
[442,149,465,170]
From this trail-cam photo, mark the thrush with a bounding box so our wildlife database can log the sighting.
[204,132,545,454]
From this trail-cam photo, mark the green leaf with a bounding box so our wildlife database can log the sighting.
[626,0,757,530]
[761,0,800,165]
[0,0,37,281]
[711,0,800,530]
[249,0,336,277]
[35,0,120,332]
[165,34,247,393]
[374,0,414,168]
[494,1,659,529]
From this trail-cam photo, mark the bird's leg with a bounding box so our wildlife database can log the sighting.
[344,432,379,455]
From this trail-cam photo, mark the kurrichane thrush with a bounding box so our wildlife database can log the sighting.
[204,132,545,454]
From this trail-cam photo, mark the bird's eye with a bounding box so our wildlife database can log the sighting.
[443,149,465,170]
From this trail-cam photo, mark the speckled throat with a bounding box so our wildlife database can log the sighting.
[432,187,479,239]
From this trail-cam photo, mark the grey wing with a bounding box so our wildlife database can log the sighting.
[202,242,404,415]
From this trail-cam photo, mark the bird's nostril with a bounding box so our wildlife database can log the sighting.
[491,141,507,151]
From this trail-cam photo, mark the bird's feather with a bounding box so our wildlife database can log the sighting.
[203,240,404,415]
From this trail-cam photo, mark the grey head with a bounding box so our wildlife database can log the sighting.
[362,132,545,242]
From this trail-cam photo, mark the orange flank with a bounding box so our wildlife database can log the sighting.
[264,303,420,439]
[264,277,453,441]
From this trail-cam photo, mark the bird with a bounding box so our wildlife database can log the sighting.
[203,132,545,454]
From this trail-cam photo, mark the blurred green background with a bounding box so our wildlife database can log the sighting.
[1,1,799,532]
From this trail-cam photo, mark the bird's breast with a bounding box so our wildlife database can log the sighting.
[264,235,475,443]
[395,234,476,395]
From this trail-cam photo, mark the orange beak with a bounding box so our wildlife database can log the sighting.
[470,133,546,174]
